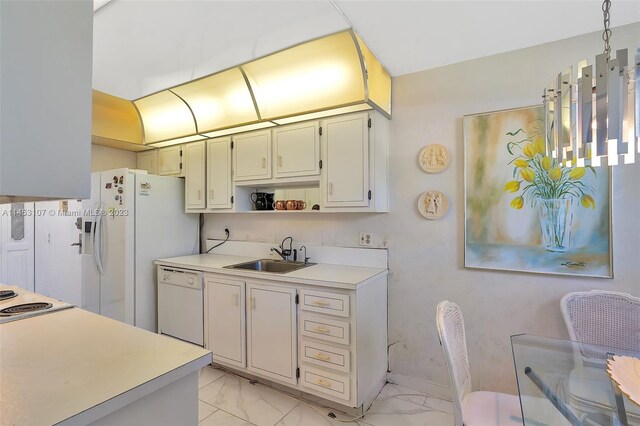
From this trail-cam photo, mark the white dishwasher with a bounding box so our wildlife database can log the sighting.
[157,266,204,346]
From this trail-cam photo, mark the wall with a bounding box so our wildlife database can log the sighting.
[91,145,137,172]
[203,23,640,394]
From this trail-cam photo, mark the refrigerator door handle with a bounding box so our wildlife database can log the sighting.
[97,210,105,275]
[93,204,104,275]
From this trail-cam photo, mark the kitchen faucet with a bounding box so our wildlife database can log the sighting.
[300,245,310,265]
[271,236,293,261]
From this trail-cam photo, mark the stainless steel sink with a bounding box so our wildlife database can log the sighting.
[224,259,314,274]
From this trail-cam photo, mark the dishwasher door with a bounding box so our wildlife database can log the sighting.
[157,267,203,346]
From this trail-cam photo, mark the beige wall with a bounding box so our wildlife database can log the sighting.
[203,23,640,394]
[91,145,137,172]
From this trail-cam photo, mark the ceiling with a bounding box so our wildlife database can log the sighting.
[93,0,640,100]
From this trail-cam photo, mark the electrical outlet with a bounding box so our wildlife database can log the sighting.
[359,231,374,247]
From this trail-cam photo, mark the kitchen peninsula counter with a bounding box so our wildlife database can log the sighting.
[155,253,388,289]
[0,307,211,425]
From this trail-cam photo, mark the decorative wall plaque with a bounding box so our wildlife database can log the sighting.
[419,144,450,173]
[418,191,448,220]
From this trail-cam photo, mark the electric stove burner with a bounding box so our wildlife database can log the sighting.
[0,302,53,316]
[0,290,18,301]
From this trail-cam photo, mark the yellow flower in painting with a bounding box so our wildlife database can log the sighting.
[504,180,520,193]
[541,156,552,171]
[569,167,586,180]
[523,143,536,158]
[549,167,562,181]
[534,136,546,155]
[581,194,596,209]
[520,168,536,182]
[510,196,524,209]
[514,158,529,168]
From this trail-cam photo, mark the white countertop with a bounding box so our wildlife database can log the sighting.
[0,308,211,425]
[155,254,387,289]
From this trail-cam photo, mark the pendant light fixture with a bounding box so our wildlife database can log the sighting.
[543,0,639,167]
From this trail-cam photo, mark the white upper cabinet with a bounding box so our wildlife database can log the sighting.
[181,111,388,214]
[273,121,320,179]
[158,145,184,176]
[136,150,158,175]
[233,130,271,181]
[322,113,370,208]
[184,141,205,210]
[207,137,233,209]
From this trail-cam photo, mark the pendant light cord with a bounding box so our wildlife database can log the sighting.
[602,0,612,61]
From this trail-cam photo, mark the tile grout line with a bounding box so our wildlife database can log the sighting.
[198,369,230,392]
[209,406,259,426]
[269,401,302,426]
[198,400,218,424]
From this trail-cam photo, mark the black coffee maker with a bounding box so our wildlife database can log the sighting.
[251,192,275,210]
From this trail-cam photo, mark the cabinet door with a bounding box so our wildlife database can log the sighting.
[137,150,158,174]
[204,277,246,368]
[158,145,183,176]
[322,113,369,207]
[233,130,271,181]
[185,141,206,210]
[274,121,320,178]
[246,283,297,384]
[207,138,232,209]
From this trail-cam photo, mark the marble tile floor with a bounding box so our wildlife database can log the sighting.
[198,366,454,426]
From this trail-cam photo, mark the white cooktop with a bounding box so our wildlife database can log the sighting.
[0,284,73,324]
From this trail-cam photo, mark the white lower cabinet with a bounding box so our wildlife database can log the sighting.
[204,277,246,368]
[203,272,387,410]
[246,282,297,384]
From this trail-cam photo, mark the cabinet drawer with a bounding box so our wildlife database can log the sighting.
[300,314,350,345]
[299,289,349,318]
[300,365,350,401]
[300,339,350,373]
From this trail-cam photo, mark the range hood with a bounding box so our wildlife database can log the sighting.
[129,29,391,147]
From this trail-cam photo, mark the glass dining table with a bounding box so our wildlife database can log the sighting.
[511,334,639,426]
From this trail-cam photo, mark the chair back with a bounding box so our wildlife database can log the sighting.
[561,290,640,360]
[436,300,472,426]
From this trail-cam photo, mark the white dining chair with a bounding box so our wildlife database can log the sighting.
[436,300,523,426]
[560,290,640,358]
[560,290,640,423]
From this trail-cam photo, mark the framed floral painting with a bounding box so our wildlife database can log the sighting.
[463,105,612,278]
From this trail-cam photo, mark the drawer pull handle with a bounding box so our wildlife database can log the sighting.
[314,326,331,333]
[314,353,331,361]
[262,157,266,169]
[315,378,332,388]
[312,300,330,306]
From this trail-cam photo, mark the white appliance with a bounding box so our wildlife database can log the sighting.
[82,169,198,332]
[157,266,203,346]
[0,284,73,324]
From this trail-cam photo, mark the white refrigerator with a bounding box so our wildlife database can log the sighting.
[82,168,198,332]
